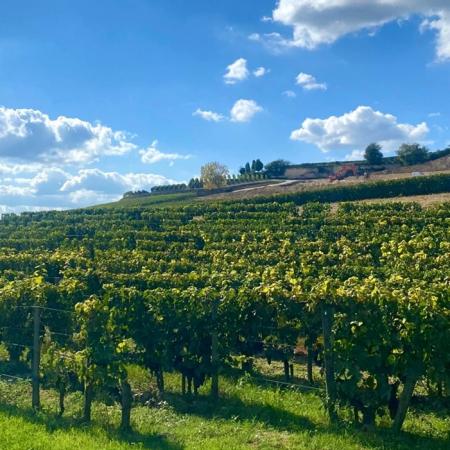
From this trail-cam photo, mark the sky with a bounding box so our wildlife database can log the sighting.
[1,0,450,212]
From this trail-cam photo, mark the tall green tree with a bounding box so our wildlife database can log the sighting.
[264,159,290,177]
[364,143,383,165]
[254,159,264,172]
[397,143,429,165]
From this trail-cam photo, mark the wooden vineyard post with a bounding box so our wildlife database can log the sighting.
[32,306,41,410]
[211,299,219,400]
[120,378,133,432]
[322,304,337,422]
[307,339,314,385]
[392,371,419,432]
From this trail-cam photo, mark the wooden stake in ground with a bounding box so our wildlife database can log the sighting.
[32,306,41,410]
[211,299,219,400]
[322,304,337,422]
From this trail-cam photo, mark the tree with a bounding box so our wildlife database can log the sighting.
[239,167,246,175]
[264,159,290,178]
[200,162,229,189]
[254,159,264,172]
[397,144,429,165]
[245,162,251,173]
[364,143,383,165]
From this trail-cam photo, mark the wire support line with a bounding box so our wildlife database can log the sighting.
[0,373,31,382]
[249,376,324,391]
[5,305,74,314]
[1,341,32,350]
[45,331,74,337]
[37,306,74,314]
[52,351,78,362]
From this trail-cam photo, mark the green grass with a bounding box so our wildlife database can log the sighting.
[91,192,198,209]
[0,364,448,450]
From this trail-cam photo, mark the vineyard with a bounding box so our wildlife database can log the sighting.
[0,200,449,449]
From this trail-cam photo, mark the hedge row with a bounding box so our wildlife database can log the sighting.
[238,173,450,205]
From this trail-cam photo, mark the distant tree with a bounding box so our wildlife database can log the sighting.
[200,162,229,189]
[254,159,264,172]
[264,159,290,178]
[239,167,246,175]
[364,143,384,165]
[245,162,251,173]
[251,160,257,172]
[397,143,429,165]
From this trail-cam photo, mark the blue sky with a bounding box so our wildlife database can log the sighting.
[1,0,449,211]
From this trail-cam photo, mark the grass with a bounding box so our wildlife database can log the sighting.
[91,192,198,209]
[0,362,448,450]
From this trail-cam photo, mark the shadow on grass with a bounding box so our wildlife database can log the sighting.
[342,425,450,450]
[164,390,316,433]
[410,395,450,420]
[0,381,448,450]
[163,389,449,450]
[0,402,183,450]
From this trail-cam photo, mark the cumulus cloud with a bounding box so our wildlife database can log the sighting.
[230,99,263,123]
[253,67,269,77]
[0,106,136,165]
[139,140,192,164]
[195,100,264,123]
[61,168,176,194]
[296,72,327,91]
[258,1,450,61]
[282,90,297,98]
[345,149,365,161]
[193,109,225,122]
[290,106,429,152]
[0,166,179,213]
[421,10,450,61]
[224,58,249,84]
[0,107,190,212]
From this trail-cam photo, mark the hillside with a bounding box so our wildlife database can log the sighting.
[1,186,449,450]
[100,170,450,211]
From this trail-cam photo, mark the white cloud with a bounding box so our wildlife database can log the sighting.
[253,67,268,77]
[67,189,118,206]
[230,99,263,123]
[296,72,327,91]
[139,140,192,164]
[224,58,249,84]
[345,149,365,161]
[290,105,429,152]
[61,168,175,194]
[193,109,225,122]
[248,33,261,41]
[260,1,450,61]
[282,90,297,98]
[0,106,136,164]
[28,168,70,195]
[0,165,179,212]
[0,107,189,211]
[0,161,43,175]
[428,112,441,117]
[421,11,450,61]
[248,32,292,53]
